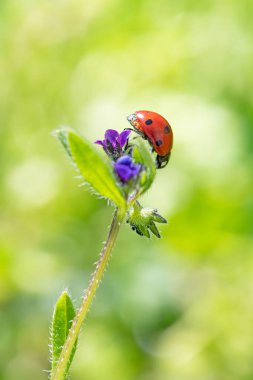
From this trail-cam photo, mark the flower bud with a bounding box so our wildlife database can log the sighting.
[127,201,167,238]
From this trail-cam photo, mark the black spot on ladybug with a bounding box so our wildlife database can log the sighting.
[156,140,163,146]
[164,125,170,134]
[145,119,153,125]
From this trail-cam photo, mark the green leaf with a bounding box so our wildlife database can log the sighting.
[54,128,126,210]
[132,139,156,195]
[52,128,72,158]
[51,290,77,378]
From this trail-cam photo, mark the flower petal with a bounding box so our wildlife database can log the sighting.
[115,164,133,182]
[116,155,132,165]
[118,130,131,147]
[130,163,141,176]
[94,139,106,147]
[114,155,141,183]
[105,129,119,144]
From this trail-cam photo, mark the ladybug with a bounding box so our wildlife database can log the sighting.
[127,110,173,168]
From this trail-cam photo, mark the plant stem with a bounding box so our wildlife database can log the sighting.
[51,207,125,380]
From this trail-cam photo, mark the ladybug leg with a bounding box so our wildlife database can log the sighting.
[124,127,146,138]
[124,136,139,152]
[124,127,135,132]
[124,137,130,151]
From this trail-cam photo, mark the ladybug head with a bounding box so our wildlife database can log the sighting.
[127,112,142,132]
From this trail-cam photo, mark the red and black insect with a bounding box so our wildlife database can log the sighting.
[127,110,173,168]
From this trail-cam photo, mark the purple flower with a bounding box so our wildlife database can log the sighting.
[114,155,141,183]
[95,129,131,160]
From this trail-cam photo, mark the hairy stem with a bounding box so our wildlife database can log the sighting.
[51,207,125,380]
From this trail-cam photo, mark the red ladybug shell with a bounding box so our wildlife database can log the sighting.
[127,110,173,157]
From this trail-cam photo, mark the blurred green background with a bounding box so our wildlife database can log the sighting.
[1,0,253,379]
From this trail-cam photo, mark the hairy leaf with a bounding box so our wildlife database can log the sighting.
[51,290,77,379]
[54,128,126,210]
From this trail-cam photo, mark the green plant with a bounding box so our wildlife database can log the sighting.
[50,127,168,380]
